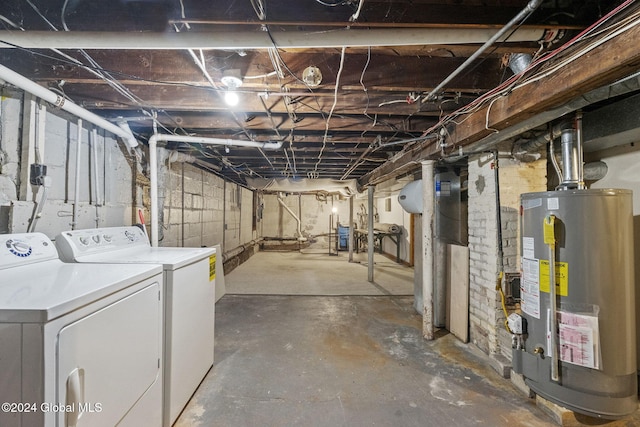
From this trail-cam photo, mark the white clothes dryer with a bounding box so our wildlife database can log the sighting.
[0,232,163,427]
[56,227,216,426]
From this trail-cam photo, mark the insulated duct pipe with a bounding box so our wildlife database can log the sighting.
[0,64,138,148]
[512,124,564,161]
[148,133,283,246]
[0,27,549,50]
[423,0,543,102]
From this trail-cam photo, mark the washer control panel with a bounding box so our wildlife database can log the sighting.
[0,233,59,270]
[56,226,149,260]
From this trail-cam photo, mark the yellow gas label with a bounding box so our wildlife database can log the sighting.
[543,215,556,245]
[539,260,568,296]
[209,254,216,281]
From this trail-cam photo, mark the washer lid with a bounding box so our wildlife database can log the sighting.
[56,226,216,269]
[0,259,162,323]
[75,246,216,270]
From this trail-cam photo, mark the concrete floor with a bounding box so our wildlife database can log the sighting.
[175,251,639,426]
[225,250,414,296]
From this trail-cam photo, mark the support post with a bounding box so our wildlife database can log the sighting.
[368,185,375,282]
[422,160,436,340]
[348,195,354,262]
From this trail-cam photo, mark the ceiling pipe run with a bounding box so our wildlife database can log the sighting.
[0,27,549,50]
[423,0,543,102]
[148,133,282,247]
[0,64,138,148]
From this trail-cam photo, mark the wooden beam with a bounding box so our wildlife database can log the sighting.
[359,14,640,186]
[1,50,503,94]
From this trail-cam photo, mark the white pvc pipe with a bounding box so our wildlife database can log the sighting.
[72,119,83,230]
[0,27,547,50]
[276,193,306,241]
[91,127,102,227]
[0,64,138,148]
[148,133,283,246]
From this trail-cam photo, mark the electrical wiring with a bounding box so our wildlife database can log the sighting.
[0,14,21,30]
[250,0,266,21]
[244,71,278,80]
[314,0,351,6]
[349,0,365,22]
[313,46,347,176]
[417,0,637,146]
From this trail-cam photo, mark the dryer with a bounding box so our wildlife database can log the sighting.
[0,232,163,427]
[55,226,216,426]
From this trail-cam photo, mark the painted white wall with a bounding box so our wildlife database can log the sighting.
[1,88,134,237]
[261,193,350,247]
[374,193,411,263]
[160,159,225,248]
[0,87,257,258]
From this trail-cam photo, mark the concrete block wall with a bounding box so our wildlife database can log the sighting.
[159,157,225,248]
[467,153,546,359]
[261,193,348,247]
[0,88,135,237]
[224,183,254,251]
[1,88,257,267]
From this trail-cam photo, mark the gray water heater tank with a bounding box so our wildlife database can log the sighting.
[514,189,636,418]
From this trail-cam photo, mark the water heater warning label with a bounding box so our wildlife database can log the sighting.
[521,258,540,318]
[540,260,568,296]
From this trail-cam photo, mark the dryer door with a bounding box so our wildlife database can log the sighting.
[57,282,161,427]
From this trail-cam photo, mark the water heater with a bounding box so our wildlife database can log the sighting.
[513,189,636,418]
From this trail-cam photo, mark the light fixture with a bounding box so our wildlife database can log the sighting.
[302,66,322,87]
[221,69,243,106]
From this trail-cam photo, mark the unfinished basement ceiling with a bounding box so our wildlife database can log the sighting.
[0,0,635,187]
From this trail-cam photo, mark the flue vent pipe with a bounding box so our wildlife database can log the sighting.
[148,133,283,247]
[0,27,548,50]
[0,64,138,148]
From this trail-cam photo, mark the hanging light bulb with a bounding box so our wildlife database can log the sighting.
[221,69,243,106]
[224,91,239,106]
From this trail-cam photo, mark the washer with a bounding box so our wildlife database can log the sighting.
[55,226,216,427]
[0,232,163,427]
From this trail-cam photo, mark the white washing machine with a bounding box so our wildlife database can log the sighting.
[55,226,216,427]
[0,232,163,427]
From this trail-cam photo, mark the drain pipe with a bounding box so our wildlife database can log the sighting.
[423,0,542,102]
[276,192,306,242]
[0,64,138,148]
[148,133,283,246]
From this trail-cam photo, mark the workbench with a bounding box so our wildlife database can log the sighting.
[354,228,402,263]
